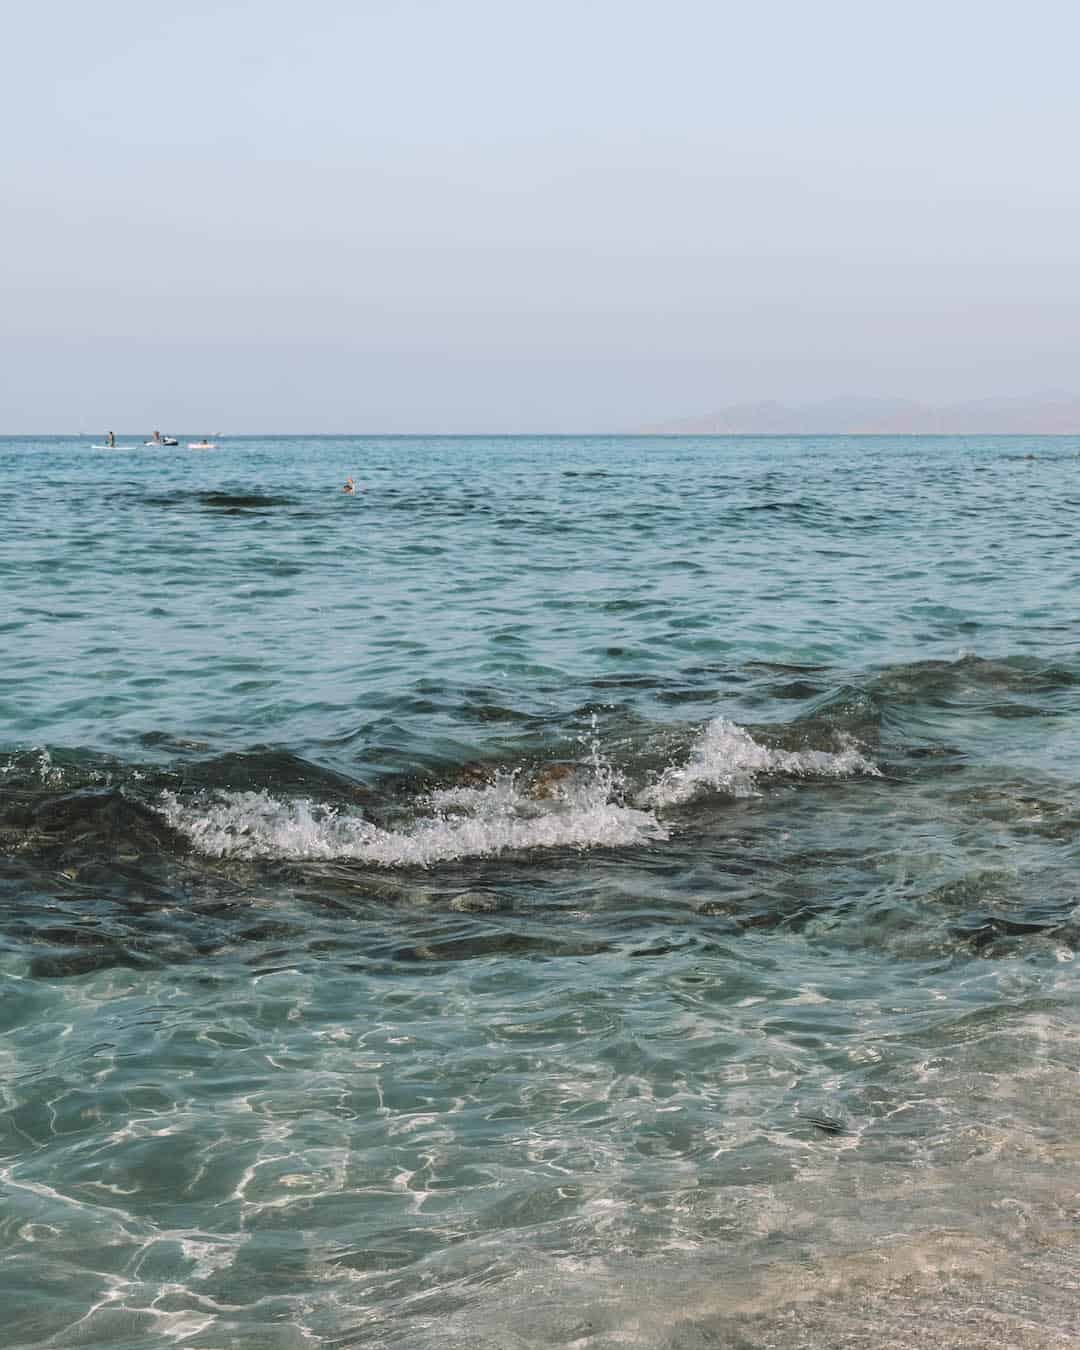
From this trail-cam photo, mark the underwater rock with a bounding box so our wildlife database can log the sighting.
[526,762,584,799]
[449,890,508,913]
[24,789,190,856]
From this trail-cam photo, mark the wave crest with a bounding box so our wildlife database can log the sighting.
[640,717,880,807]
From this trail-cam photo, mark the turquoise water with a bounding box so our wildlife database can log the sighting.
[3,435,1080,1347]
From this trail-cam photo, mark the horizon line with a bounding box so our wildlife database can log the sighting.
[6,430,1080,440]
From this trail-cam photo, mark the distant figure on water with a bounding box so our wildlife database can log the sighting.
[106,430,115,447]
[150,430,162,445]
[343,477,355,494]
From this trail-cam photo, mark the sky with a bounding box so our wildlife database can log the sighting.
[3,0,1080,432]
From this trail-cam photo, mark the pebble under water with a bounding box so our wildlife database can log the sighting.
[2,434,1080,1347]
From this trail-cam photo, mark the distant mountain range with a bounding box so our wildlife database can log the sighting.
[639,394,1080,435]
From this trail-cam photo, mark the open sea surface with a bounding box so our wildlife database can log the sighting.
[3,433,1080,1348]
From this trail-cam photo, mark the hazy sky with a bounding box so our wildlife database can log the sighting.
[4,0,1079,431]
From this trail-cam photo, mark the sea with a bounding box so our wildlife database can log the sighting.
[2,433,1080,1348]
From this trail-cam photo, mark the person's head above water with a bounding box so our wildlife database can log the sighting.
[343,477,355,493]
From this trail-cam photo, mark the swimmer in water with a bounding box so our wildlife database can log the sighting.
[343,477,355,494]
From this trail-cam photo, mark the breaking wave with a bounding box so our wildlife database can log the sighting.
[155,717,879,866]
[640,716,881,807]
[157,770,665,867]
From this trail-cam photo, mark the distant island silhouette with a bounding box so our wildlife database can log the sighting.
[640,394,1080,435]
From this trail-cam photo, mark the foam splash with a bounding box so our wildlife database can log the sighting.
[157,769,667,868]
[640,717,880,807]
[1,748,65,787]
[156,718,879,866]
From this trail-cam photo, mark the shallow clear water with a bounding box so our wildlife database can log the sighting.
[3,434,1080,1347]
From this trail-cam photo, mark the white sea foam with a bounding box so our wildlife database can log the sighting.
[157,768,667,868]
[157,719,877,866]
[640,717,880,808]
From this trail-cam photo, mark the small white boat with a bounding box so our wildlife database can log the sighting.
[187,441,218,450]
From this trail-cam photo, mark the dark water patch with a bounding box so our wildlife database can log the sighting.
[873,653,1080,702]
[728,496,882,529]
[736,896,849,934]
[798,1112,847,1136]
[948,907,1078,954]
[462,701,538,724]
[121,488,301,512]
[941,780,1078,836]
[655,686,722,705]
[985,701,1064,719]
[390,932,611,963]
[235,555,304,575]
[28,943,161,979]
[734,498,816,513]
[138,731,212,754]
[765,679,826,700]
[658,557,707,572]
[744,660,831,674]
[238,585,299,600]
[197,492,298,511]
[0,787,191,859]
[592,598,659,613]
[163,748,374,804]
[0,855,282,980]
[923,869,1020,910]
[589,674,665,691]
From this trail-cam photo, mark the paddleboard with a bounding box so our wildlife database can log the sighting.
[91,444,138,450]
